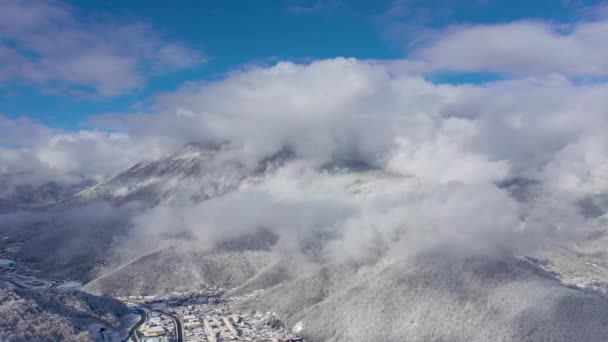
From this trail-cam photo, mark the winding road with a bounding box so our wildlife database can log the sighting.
[126,301,184,342]
[122,308,146,342]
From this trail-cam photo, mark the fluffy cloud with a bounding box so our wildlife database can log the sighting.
[126,156,554,266]
[127,59,608,198]
[414,19,608,77]
[4,56,608,263]
[142,59,458,166]
[78,58,605,264]
[0,116,169,189]
[0,0,203,96]
[7,57,608,196]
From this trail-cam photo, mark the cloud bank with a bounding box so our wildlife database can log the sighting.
[55,57,608,264]
[3,12,608,264]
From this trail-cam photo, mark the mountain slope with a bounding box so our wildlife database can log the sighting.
[5,143,608,342]
[236,254,608,342]
[528,213,608,291]
[73,143,240,205]
[84,245,276,296]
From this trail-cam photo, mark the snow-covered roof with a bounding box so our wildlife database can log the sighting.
[146,326,166,333]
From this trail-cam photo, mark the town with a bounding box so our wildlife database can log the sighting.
[1,258,303,342]
[122,289,304,342]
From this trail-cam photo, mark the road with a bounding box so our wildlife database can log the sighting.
[127,302,184,342]
[50,280,64,288]
[122,308,146,342]
[161,309,184,342]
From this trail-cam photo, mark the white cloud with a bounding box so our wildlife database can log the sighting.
[69,58,608,200]
[413,19,608,77]
[386,118,510,185]
[0,0,204,96]
[147,58,454,165]
[5,57,608,198]
[4,57,608,262]
[545,133,608,195]
[0,115,169,187]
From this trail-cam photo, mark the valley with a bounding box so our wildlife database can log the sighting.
[1,263,303,342]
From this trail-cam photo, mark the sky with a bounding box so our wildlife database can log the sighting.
[1,0,607,129]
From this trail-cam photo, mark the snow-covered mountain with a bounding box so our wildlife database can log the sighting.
[72,143,243,205]
[4,142,608,342]
[235,253,608,342]
[68,142,304,208]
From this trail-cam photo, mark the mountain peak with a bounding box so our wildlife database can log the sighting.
[71,142,239,205]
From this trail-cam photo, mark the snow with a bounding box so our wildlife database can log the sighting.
[57,280,83,289]
[88,313,141,342]
[292,320,304,334]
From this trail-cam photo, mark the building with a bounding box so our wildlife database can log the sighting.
[223,317,240,336]
[142,326,167,337]
[141,338,169,342]
[203,318,218,342]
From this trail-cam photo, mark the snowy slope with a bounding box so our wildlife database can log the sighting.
[528,214,608,292]
[5,142,608,342]
[72,143,242,205]
[236,254,608,342]
[82,169,408,296]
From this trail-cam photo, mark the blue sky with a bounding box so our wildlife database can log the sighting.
[1,0,607,129]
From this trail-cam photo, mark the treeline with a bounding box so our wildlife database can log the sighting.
[0,285,129,342]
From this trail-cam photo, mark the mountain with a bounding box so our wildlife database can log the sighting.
[235,254,608,342]
[72,143,240,206]
[225,213,608,342]
[81,167,405,297]
[84,244,276,296]
[0,143,294,283]
[4,143,608,342]
[527,213,608,291]
[70,143,370,207]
